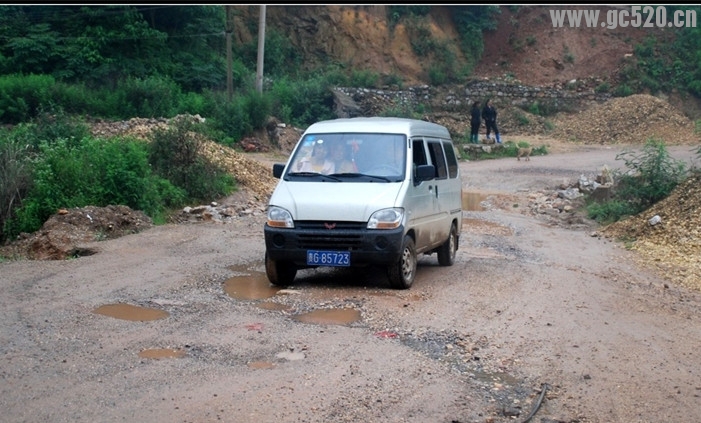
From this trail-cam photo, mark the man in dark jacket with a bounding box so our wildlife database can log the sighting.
[482,99,501,143]
[469,101,481,144]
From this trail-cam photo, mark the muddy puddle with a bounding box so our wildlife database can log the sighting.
[92,303,169,321]
[224,264,280,300]
[293,308,361,325]
[462,191,489,211]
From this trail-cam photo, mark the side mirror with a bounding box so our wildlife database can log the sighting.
[272,163,285,178]
[415,164,435,183]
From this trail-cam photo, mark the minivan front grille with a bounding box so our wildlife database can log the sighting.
[296,221,365,231]
[295,220,365,250]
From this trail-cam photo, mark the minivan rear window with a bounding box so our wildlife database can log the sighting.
[443,140,459,179]
[428,141,448,180]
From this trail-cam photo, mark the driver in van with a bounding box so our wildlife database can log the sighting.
[296,139,335,174]
[364,141,404,175]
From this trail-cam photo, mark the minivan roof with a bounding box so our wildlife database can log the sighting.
[304,117,451,139]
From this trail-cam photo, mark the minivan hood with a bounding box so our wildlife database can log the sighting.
[270,181,404,222]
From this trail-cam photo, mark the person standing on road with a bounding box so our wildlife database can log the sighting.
[482,99,501,143]
[469,101,481,144]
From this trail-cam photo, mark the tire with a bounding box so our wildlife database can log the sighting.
[437,223,458,266]
[387,235,417,289]
[265,251,297,286]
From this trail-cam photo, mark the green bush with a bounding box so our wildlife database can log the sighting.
[0,74,55,123]
[613,84,634,97]
[595,82,610,93]
[23,107,91,150]
[382,73,404,88]
[237,29,301,78]
[428,66,447,86]
[200,92,252,144]
[148,119,235,202]
[244,91,273,129]
[5,136,184,238]
[115,75,182,118]
[587,139,686,224]
[177,91,209,117]
[0,135,33,242]
[613,139,686,211]
[513,110,530,126]
[379,102,423,119]
[350,69,380,88]
[585,199,634,225]
[269,75,335,127]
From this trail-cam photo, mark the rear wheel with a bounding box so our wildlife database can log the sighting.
[387,235,417,289]
[265,252,297,286]
[437,223,458,266]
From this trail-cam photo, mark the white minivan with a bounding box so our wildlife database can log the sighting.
[264,117,462,289]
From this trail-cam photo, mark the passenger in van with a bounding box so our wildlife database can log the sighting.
[296,139,335,174]
[330,141,357,173]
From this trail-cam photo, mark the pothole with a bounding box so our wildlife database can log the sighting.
[293,308,361,325]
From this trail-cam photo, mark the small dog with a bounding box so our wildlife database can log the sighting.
[517,147,532,161]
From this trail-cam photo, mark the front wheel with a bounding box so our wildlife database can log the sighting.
[265,252,297,286]
[387,235,417,289]
[437,223,458,266]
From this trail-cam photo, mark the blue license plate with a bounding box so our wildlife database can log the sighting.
[306,250,350,267]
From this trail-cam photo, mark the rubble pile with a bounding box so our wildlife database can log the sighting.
[601,172,701,291]
[552,94,698,145]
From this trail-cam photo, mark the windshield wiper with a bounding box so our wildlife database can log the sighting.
[287,172,341,181]
[328,172,391,182]
[328,172,363,177]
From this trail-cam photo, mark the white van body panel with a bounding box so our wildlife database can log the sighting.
[271,180,406,222]
[301,117,450,139]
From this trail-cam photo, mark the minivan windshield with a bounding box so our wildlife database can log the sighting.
[286,133,406,181]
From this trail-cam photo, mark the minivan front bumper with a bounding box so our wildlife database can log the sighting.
[264,222,405,267]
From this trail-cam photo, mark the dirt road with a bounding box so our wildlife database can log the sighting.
[1,143,700,423]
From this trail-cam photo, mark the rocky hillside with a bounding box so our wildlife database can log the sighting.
[235,6,663,86]
[232,5,700,119]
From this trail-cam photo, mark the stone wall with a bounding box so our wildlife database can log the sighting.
[334,80,612,117]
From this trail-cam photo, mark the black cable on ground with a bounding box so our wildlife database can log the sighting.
[521,383,550,423]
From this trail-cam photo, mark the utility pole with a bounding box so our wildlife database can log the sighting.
[256,5,266,94]
[225,5,234,102]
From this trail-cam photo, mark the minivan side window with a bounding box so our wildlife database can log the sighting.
[428,140,448,180]
[412,139,428,168]
[443,140,459,179]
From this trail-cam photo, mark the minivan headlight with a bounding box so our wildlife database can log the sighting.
[367,208,404,229]
[267,206,294,228]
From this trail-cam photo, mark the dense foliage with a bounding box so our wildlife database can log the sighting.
[0,112,233,243]
[615,6,701,97]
